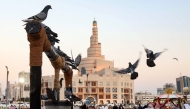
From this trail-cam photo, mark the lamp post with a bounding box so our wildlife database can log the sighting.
[87,74,89,97]
[19,78,24,109]
[5,66,9,109]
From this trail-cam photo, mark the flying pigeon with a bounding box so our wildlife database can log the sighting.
[22,5,52,22]
[78,79,82,84]
[113,52,142,80]
[60,78,64,88]
[142,45,168,67]
[173,58,178,61]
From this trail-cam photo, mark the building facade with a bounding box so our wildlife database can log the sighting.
[157,83,177,95]
[0,83,4,101]
[41,19,135,104]
[10,71,30,101]
[135,91,157,104]
[176,76,190,95]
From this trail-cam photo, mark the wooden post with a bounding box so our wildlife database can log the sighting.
[25,21,48,109]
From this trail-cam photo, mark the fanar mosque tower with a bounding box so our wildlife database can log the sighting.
[78,19,114,75]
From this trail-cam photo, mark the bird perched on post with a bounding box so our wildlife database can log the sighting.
[22,5,52,23]
[142,45,168,67]
[60,78,64,88]
[78,79,82,84]
[112,52,142,80]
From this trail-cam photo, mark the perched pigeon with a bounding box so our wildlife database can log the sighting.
[46,88,54,100]
[142,45,168,67]
[113,52,142,80]
[70,50,82,71]
[60,78,64,88]
[78,79,82,84]
[22,5,52,22]
[41,94,49,100]
[173,58,178,61]
[42,23,58,37]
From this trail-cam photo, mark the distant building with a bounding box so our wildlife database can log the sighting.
[41,19,135,104]
[0,83,4,101]
[176,76,190,95]
[10,71,30,101]
[135,91,157,104]
[157,88,164,95]
[157,83,176,95]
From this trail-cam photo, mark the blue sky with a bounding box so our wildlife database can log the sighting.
[0,0,190,94]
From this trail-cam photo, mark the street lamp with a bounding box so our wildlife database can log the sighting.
[5,66,9,109]
[19,78,24,109]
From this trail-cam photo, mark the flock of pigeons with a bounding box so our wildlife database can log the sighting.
[113,45,178,80]
[22,5,82,102]
[22,5,82,70]
[22,5,179,102]
[112,45,164,80]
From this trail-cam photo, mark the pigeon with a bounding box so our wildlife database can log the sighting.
[60,78,64,88]
[22,5,52,22]
[142,44,168,67]
[173,58,178,61]
[41,94,49,100]
[78,79,82,84]
[42,23,58,37]
[70,50,82,71]
[113,52,142,80]
[46,88,54,100]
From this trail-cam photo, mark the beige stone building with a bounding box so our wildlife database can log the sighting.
[10,71,30,101]
[41,19,135,104]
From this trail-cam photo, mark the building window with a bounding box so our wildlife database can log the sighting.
[124,89,129,93]
[113,94,117,99]
[99,88,104,92]
[78,88,83,92]
[92,82,96,86]
[106,95,111,99]
[131,95,133,99]
[130,89,133,93]
[121,94,124,99]
[112,88,117,92]
[25,76,28,83]
[121,82,123,86]
[99,82,103,86]
[125,83,126,86]
[106,82,110,86]
[177,81,181,92]
[127,83,129,87]
[72,87,76,92]
[86,82,90,86]
[121,88,123,93]
[130,83,132,87]
[91,88,96,92]
[113,82,117,86]
[72,81,76,86]
[106,88,110,92]
[99,95,103,99]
